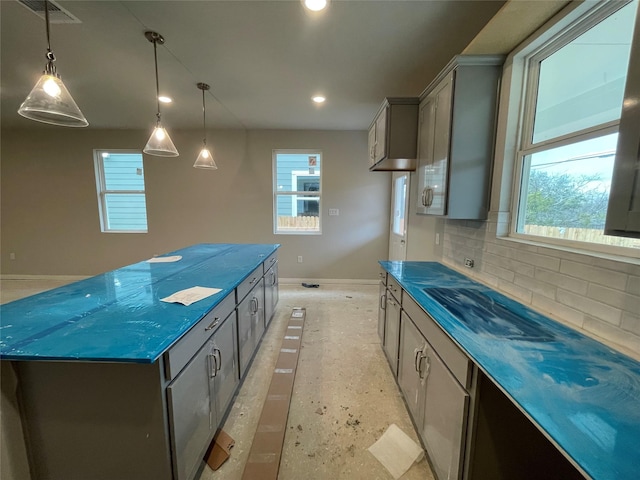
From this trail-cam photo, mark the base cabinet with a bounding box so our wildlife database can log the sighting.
[264,262,279,327]
[378,282,386,343]
[237,277,265,378]
[399,311,469,480]
[383,292,401,375]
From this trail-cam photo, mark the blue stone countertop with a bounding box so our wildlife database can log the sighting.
[380,261,640,480]
[0,243,279,363]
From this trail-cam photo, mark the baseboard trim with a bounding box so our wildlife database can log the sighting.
[279,278,378,285]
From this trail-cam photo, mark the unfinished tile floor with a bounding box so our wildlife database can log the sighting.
[1,280,435,480]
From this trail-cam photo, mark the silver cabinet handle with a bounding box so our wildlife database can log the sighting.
[388,299,397,307]
[250,297,259,314]
[214,348,221,375]
[271,271,277,286]
[205,317,220,331]
[423,354,431,380]
[414,348,422,373]
[380,295,386,310]
[208,352,217,378]
[426,188,434,207]
[249,277,257,285]
[421,187,427,206]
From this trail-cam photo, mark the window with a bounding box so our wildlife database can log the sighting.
[94,150,148,233]
[273,150,322,234]
[513,0,639,252]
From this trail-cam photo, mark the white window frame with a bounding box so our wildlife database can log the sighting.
[93,149,148,233]
[273,149,322,235]
[508,0,639,258]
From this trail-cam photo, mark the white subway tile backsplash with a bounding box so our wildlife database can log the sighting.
[531,293,585,328]
[514,274,556,299]
[621,312,640,336]
[583,316,640,358]
[534,268,588,296]
[559,260,628,290]
[588,284,640,314]
[439,216,640,356]
[557,289,622,326]
[517,250,561,271]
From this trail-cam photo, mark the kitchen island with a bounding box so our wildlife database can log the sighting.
[378,261,640,480]
[0,243,279,480]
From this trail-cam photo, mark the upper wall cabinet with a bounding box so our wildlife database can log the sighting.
[605,7,640,238]
[416,55,504,219]
[368,97,419,171]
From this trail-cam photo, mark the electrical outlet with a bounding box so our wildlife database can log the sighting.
[297,256,303,263]
[435,233,440,245]
[464,258,474,268]
[328,208,339,216]
[9,253,16,260]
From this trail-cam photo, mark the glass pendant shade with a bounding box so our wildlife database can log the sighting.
[18,74,88,127]
[193,145,217,169]
[144,123,179,157]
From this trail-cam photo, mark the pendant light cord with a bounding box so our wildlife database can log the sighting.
[43,0,57,75]
[153,38,161,122]
[202,87,207,146]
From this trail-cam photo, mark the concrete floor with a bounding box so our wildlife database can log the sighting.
[1,280,435,480]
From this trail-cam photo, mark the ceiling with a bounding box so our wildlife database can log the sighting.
[1,0,508,131]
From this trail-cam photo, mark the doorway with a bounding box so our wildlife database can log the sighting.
[389,172,409,261]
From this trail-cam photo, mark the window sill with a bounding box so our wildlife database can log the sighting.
[499,234,640,266]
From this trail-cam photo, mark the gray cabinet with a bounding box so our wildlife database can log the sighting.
[605,7,640,237]
[166,313,238,480]
[368,97,419,171]
[237,277,265,378]
[383,289,401,376]
[416,55,503,219]
[378,281,386,344]
[264,262,279,327]
[389,283,471,480]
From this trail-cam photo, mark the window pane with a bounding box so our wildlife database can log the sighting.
[532,1,637,143]
[103,153,145,191]
[105,193,148,231]
[276,195,319,233]
[518,134,639,249]
[275,153,321,192]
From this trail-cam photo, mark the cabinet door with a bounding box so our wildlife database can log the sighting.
[416,96,435,214]
[167,339,215,480]
[384,293,401,376]
[212,313,239,423]
[375,106,388,163]
[398,312,427,428]
[377,282,386,344]
[264,263,279,326]
[421,343,469,480]
[237,278,265,378]
[605,6,640,237]
[368,123,378,166]
[424,73,453,216]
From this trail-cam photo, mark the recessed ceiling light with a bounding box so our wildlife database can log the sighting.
[158,96,172,103]
[312,95,326,104]
[303,0,328,12]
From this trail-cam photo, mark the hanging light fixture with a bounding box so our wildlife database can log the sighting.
[143,31,179,157]
[193,82,217,169]
[17,0,88,127]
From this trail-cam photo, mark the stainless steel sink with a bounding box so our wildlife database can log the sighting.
[423,288,556,342]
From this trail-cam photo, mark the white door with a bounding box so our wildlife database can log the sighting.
[389,172,409,261]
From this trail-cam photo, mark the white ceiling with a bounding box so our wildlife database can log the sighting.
[1,0,506,131]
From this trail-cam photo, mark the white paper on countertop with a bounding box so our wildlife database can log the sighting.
[368,424,424,479]
[161,286,222,306]
[147,255,182,263]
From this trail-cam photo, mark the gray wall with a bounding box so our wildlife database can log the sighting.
[0,128,390,280]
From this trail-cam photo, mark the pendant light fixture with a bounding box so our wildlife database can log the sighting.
[17,0,88,127]
[143,31,179,157]
[193,82,218,169]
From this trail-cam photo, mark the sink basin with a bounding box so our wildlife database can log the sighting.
[424,288,556,342]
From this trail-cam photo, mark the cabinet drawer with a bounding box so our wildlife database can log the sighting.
[378,267,387,285]
[165,294,235,380]
[403,293,470,388]
[237,265,263,303]
[263,252,278,274]
[387,276,401,302]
